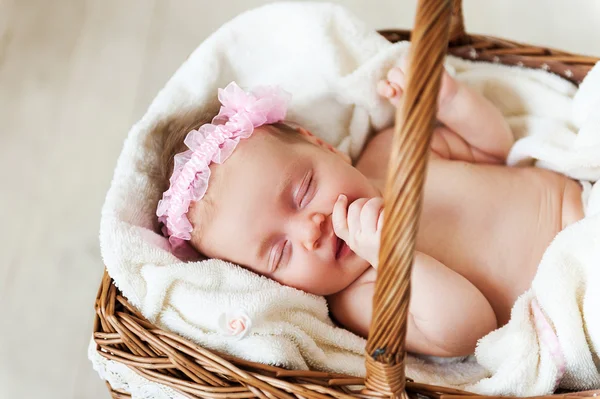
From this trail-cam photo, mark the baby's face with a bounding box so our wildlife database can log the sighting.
[191,126,379,296]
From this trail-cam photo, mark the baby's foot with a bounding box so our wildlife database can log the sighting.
[377,62,460,120]
[377,67,405,107]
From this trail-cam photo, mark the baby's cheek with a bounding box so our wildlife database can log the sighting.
[285,259,336,295]
[341,163,378,196]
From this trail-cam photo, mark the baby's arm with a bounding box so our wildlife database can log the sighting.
[407,252,498,356]
[329,252,497,357]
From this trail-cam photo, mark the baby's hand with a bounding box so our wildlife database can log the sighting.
[332,195,384,268]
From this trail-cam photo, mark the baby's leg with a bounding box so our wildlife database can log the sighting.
[378,65,514,162]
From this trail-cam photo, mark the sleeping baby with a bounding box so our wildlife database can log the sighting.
[148,63,584,358]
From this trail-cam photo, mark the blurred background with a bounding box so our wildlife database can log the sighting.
[1,0,598,398]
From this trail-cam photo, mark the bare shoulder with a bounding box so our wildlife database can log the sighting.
[327,268,377,338]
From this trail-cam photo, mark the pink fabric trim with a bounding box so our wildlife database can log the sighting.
[531,298,566,390]
[156,82,291,247]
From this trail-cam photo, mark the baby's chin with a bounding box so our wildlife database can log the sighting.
[320,255,373,296]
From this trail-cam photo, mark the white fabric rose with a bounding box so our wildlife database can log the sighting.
[218,310,252,339]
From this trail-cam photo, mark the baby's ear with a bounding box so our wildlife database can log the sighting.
[296,127,352,164]
[172,239,204,262]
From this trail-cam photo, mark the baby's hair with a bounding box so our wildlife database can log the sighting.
[142,101,219,245]
[143,103,216,194]
[142,101,306,249]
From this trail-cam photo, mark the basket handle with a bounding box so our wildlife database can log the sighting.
[449,0,467,44]
[364,0,452,397]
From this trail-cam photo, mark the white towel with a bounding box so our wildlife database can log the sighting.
[89,2,600,397]
[507,61,600,181]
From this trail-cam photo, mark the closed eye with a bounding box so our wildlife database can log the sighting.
[299,173,315,208]
[271,240,290,272]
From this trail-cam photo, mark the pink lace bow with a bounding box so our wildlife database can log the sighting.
[156,82,291,247]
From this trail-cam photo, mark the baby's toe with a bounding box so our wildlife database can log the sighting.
[377,80,402,107]
[377,80,394,98]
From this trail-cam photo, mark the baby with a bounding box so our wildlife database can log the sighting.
[150,65,584,358]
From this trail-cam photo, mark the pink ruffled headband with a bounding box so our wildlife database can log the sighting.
[156,81,291,247]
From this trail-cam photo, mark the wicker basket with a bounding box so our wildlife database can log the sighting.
[93,0,600,398]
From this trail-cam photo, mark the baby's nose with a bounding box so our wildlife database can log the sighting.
[301,213,326,251]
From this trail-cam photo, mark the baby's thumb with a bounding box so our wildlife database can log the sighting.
[332,197,349,242]
[332,215,347,242]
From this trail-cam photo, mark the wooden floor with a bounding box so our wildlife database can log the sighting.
[0,0,598,397]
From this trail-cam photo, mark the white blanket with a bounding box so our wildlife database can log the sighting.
[89,2,600,397]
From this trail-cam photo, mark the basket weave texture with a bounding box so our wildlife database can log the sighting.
[94,0,599,398]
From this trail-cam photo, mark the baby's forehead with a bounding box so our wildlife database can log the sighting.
[227,132,308,186]
[191,129,311,252]
[234,125,317,164]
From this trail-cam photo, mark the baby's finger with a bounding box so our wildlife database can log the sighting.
[332,195,349,241]
[360,198,384,234]
[347,198,369,238]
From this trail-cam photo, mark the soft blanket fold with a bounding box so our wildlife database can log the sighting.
[89,2,600,398]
